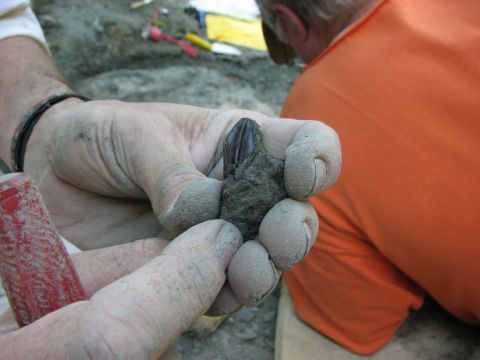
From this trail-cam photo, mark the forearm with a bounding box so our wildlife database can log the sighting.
[0,36,72,167]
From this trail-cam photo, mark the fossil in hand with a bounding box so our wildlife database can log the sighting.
[220,118,287,240]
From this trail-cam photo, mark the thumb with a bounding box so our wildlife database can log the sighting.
[111,106,223,237]
[50,102,223,237]
[0,220,242,359]
[124,110,222,236]
[85,219,243,358]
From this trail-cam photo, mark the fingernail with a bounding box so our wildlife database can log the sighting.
[302,220,312,259]
[262,258,279,301]
[214,222,243,268]
[313,157,327,194]
[285,144,315,200]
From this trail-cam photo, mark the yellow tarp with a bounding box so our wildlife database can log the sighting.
[205,14,267,51]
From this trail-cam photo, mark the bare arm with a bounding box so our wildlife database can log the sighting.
[0,36,79,166]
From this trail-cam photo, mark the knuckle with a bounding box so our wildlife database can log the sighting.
[78,303,151,360]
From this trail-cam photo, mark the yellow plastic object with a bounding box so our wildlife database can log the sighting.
[185,32,213,51]
[205,14,267,51]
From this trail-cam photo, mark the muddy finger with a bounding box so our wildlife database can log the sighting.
[284,122,342,200]
[159,178,222,236]
[227,241,279,307]
[72,237,170,297]
[258,198,319,270]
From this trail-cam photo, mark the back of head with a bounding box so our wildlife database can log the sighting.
[256,0,372,42]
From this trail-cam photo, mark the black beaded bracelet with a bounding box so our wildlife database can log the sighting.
[11,93,89,172]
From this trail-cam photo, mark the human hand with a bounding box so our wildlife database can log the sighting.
[24,99,341,308]
[0,220,242,359]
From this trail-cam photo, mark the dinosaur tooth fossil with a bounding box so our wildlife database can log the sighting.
[220,118,287,240]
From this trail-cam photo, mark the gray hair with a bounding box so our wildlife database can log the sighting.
[257,0,362,42]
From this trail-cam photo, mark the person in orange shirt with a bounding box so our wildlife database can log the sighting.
[257,0,480,355]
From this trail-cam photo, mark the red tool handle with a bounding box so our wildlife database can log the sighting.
[157,31,198,58]
[0,173,86,327]
[146,26,198,59]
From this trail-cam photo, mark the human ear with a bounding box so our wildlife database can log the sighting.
[271,4,327,63]
[272,3,308,44]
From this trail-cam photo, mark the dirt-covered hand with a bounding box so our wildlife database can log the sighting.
[25,100,341,250]
[0,220,242,359]
[24,100,341,310]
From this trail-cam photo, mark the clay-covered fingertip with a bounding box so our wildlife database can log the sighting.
[284,123,342,199]
[284,144,316,200]
[160,178,222,236]
[227,241,279,307]
[258,199,319,270]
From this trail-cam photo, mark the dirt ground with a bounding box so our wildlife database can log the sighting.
[0,0,478,359]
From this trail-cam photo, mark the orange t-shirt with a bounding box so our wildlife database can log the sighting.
[282,0,480,355]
